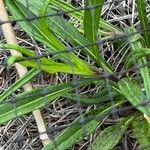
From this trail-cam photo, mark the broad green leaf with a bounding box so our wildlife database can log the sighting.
[118,78,150,115]
[88,117,133,150]
[0,79,93,124]
[0,69,40,102]
[133,115,150,150]
[136,0,150,48]
[42,101,123,150]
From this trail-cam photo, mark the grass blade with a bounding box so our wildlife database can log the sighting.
[0,79,93,124]
[84,0,104,49]
[0,43,96,76]
[19,59,96,76]
[42,101,122,150]
[128,27,150,102]
[136,0,150,48]
[0,69,40,102]
[84,0,112,71]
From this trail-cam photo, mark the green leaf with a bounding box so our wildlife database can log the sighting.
[0,79,93,124]
[0,44,34,57]
[128,27,150,101]
[6,0,89,69]
[19,59,96,76]
[6,0,112,71]
[136,0,150,48]
[84,0,104,45]
[132,115,150,150]
[7,56,22,67]
[118,78,150,115]
[43,120,99,150]
[0,43,96,76]
[49,0,121,35]
[84,0,112,71]
[63,89,118,104]
[88,117,133,150]
[0,69,40,102]
[42,101,123,150]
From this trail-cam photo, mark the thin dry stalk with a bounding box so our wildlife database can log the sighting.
[0,0,50,146]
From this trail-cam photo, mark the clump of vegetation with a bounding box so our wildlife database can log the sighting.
[0,0,150,149]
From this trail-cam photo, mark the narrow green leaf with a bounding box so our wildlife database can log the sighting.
[63,89,118,104]
[84,0,112,71]
[0,79,93,124]
[0,69,40,102]
[125,47,150,68]
[136,0,150,47]
[128,27,150,101]
[43,120,99,150]
[0,44,34,57]
[84,0,104,43]
[0,43,96,76]
[19,59,96,76]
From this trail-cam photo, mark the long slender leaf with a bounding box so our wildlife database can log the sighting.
[0,79,93,124]
[63,89,118,104]
[84,0,112,70]
[84,0,104,54]
[19,59,96,75]
[0,44,96,76]
[136,0,150,48]
[125,47,150,68]
[128,27,150,101]
[0,69,40,102]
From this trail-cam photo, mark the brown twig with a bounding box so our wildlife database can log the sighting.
[0,0,50,146]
